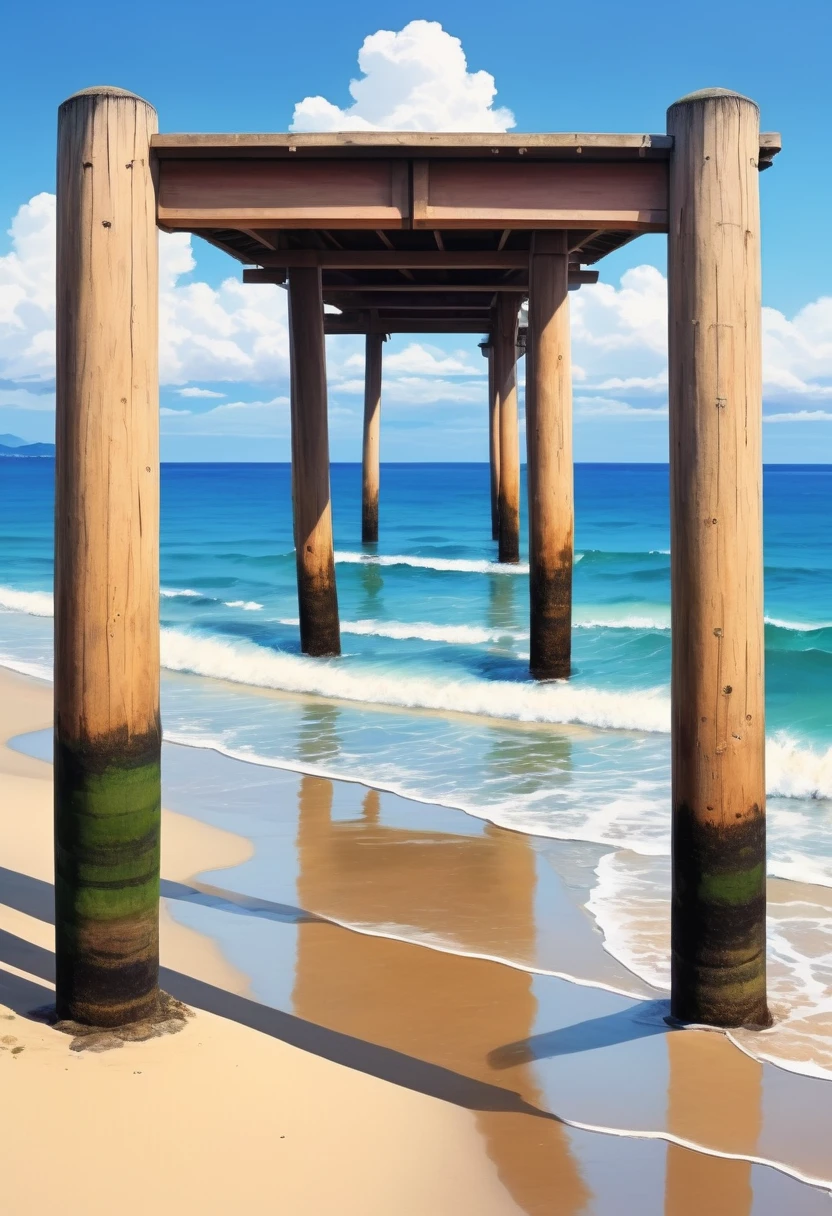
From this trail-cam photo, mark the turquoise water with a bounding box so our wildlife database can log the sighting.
[2,459,832,1069]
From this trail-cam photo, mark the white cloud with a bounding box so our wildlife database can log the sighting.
[342,342,483,378]
[5,183,832,439]
[575,396,668,420]
[160,407,192,416]
[764,410,832,423]
[291,20,515,133]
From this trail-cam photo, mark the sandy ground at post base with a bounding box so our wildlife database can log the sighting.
[0,666,520,1216]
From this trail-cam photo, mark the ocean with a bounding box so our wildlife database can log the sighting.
[1,459,831,1077]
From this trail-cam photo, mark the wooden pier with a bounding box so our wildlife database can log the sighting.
[54,87,780,1029]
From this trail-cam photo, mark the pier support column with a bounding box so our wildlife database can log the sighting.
[526,232,573,680]
[362,332,384,543]
[667,89,768,1027]
[495,294,523,564]
[55,87,161,1026]
[481,336,500,540]
[288,266,341,657]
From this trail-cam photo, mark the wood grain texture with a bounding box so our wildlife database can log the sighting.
[495,295,523,564]
[362,334,383,543]
[288,267,341,656]
[667,90,768,1027]
[55,86,161,1026]
[526,233,573,680]
[485,341,500,541]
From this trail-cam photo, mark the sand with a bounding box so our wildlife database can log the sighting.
[1,664,831,1215]
[0,667,520,1216]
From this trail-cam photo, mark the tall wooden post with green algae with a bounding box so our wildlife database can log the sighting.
[55,87,162,1027]
[667,89,769,1028]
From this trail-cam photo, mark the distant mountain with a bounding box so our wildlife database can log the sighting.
[0,440,55,457]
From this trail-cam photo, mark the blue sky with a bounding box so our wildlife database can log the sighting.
[1,1,831,461]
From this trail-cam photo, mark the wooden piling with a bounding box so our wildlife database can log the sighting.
[288,266,341,656]
[495,294,523,564]
[362,332,383,543]
[54,87,161,1026]
[667,89,769,1027]
[526,232,573,680]
[484,337,500,540]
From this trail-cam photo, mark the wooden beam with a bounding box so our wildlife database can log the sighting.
[325,318,491,334]
[152,131,675,159]
[362,334,383,543]
[55,87,161,1027]
[158,159,410,229]
[481,336,500,540]
[411,160,669,231]
[322,282,529,293]
[239,228,281,252]
[495,294,523,563]
[526,232,573,680]
[288,266,341,657]
[667,89,768,1029]
[247,250,529,270]
[157,156,670,232]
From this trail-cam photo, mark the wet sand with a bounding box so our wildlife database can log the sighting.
[1,666,831,1214]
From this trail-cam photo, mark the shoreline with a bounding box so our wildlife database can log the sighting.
[2,663,832,1211]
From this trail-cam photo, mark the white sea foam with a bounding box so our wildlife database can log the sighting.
[765,616,832,632]
[573,612,670,631]
[0,654,53,681]
[161,588,204,599]
[0,586,54,617]
[280,617,526,646]
[587,850,832,1082]
[159,627,671,732]
[334,550,531,575]
[767,734,832,800]
[224,600,264,611]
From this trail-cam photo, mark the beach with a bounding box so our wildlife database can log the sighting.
[2,661,831,1214]
[2,457,832,1211]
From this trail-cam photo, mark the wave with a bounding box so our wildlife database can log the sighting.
[334,550,531,575]
[280,617,526,646]
[0,586,53,617]
[160,588,204,599]
[765,616,832,633]
[159,627,671,732]
[224,600,264,611]
[767,734,832,801]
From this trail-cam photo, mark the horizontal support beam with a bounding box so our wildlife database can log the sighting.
[324,318,496,334]
[250,249,530,269]
[157,157,670,232]
[243,268,599,288]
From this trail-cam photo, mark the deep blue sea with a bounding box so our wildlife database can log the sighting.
[2,459,831,1073]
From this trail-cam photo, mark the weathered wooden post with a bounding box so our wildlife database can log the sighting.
[480,335,500,540]
[495,294,523,564]
[526,232,573,680]
[362,332,384,543]
[55,87,161,1026]
[667,89,769,1027]
[288,266,341,656]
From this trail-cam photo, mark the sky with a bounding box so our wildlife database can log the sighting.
[1,1,831,463]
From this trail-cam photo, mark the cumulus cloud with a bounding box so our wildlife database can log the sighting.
[342,342,484,378]
[291,20,514,133]
[4,187,832,440]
